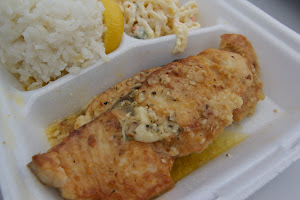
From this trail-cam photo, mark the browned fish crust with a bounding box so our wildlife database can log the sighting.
[219,34,265,121]
[30,112,174,200]
[74,67,161,129]
[29,34,264,200]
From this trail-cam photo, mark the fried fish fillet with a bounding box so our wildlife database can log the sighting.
[75,35,264,131]
[31,112,174,200]
[29,34,264,200]
[74,67,161,130]
[219,34,264,121]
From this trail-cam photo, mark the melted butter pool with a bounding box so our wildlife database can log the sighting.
[46,111,82,146]
[171,130,248,183]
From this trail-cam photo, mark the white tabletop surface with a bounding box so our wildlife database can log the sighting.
[246,0,300,200]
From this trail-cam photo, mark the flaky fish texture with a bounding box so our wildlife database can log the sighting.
[30,112,174,200]
[29,34,264,200]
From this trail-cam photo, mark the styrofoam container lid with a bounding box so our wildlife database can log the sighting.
[0,0,300,199]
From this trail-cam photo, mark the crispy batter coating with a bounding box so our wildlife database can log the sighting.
[30,112,174,200]
[74,67,161,129]
[140,48,253,156]
[219,34,265,121]
[29,34,264,200]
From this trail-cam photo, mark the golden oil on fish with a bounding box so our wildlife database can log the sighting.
[46,111,83,146]
[170,129,248,182]
[46,113,247,183]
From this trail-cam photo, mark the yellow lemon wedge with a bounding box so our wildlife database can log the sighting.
[102,0,124,54]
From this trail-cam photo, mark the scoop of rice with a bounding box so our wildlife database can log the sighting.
[0,0,108,90]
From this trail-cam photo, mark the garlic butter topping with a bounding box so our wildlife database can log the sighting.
[118,102,180,143]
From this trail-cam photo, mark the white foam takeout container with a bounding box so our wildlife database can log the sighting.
[1,0,300,199]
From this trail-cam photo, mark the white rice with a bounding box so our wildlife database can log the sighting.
[0,0,108,90]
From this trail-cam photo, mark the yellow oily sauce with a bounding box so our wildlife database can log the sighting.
[171,130,248,182]
[46,114,247,183]
[46,111,83,147]
[14,95,24,105]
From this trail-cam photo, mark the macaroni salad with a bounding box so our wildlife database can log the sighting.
[116,0,200,53]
